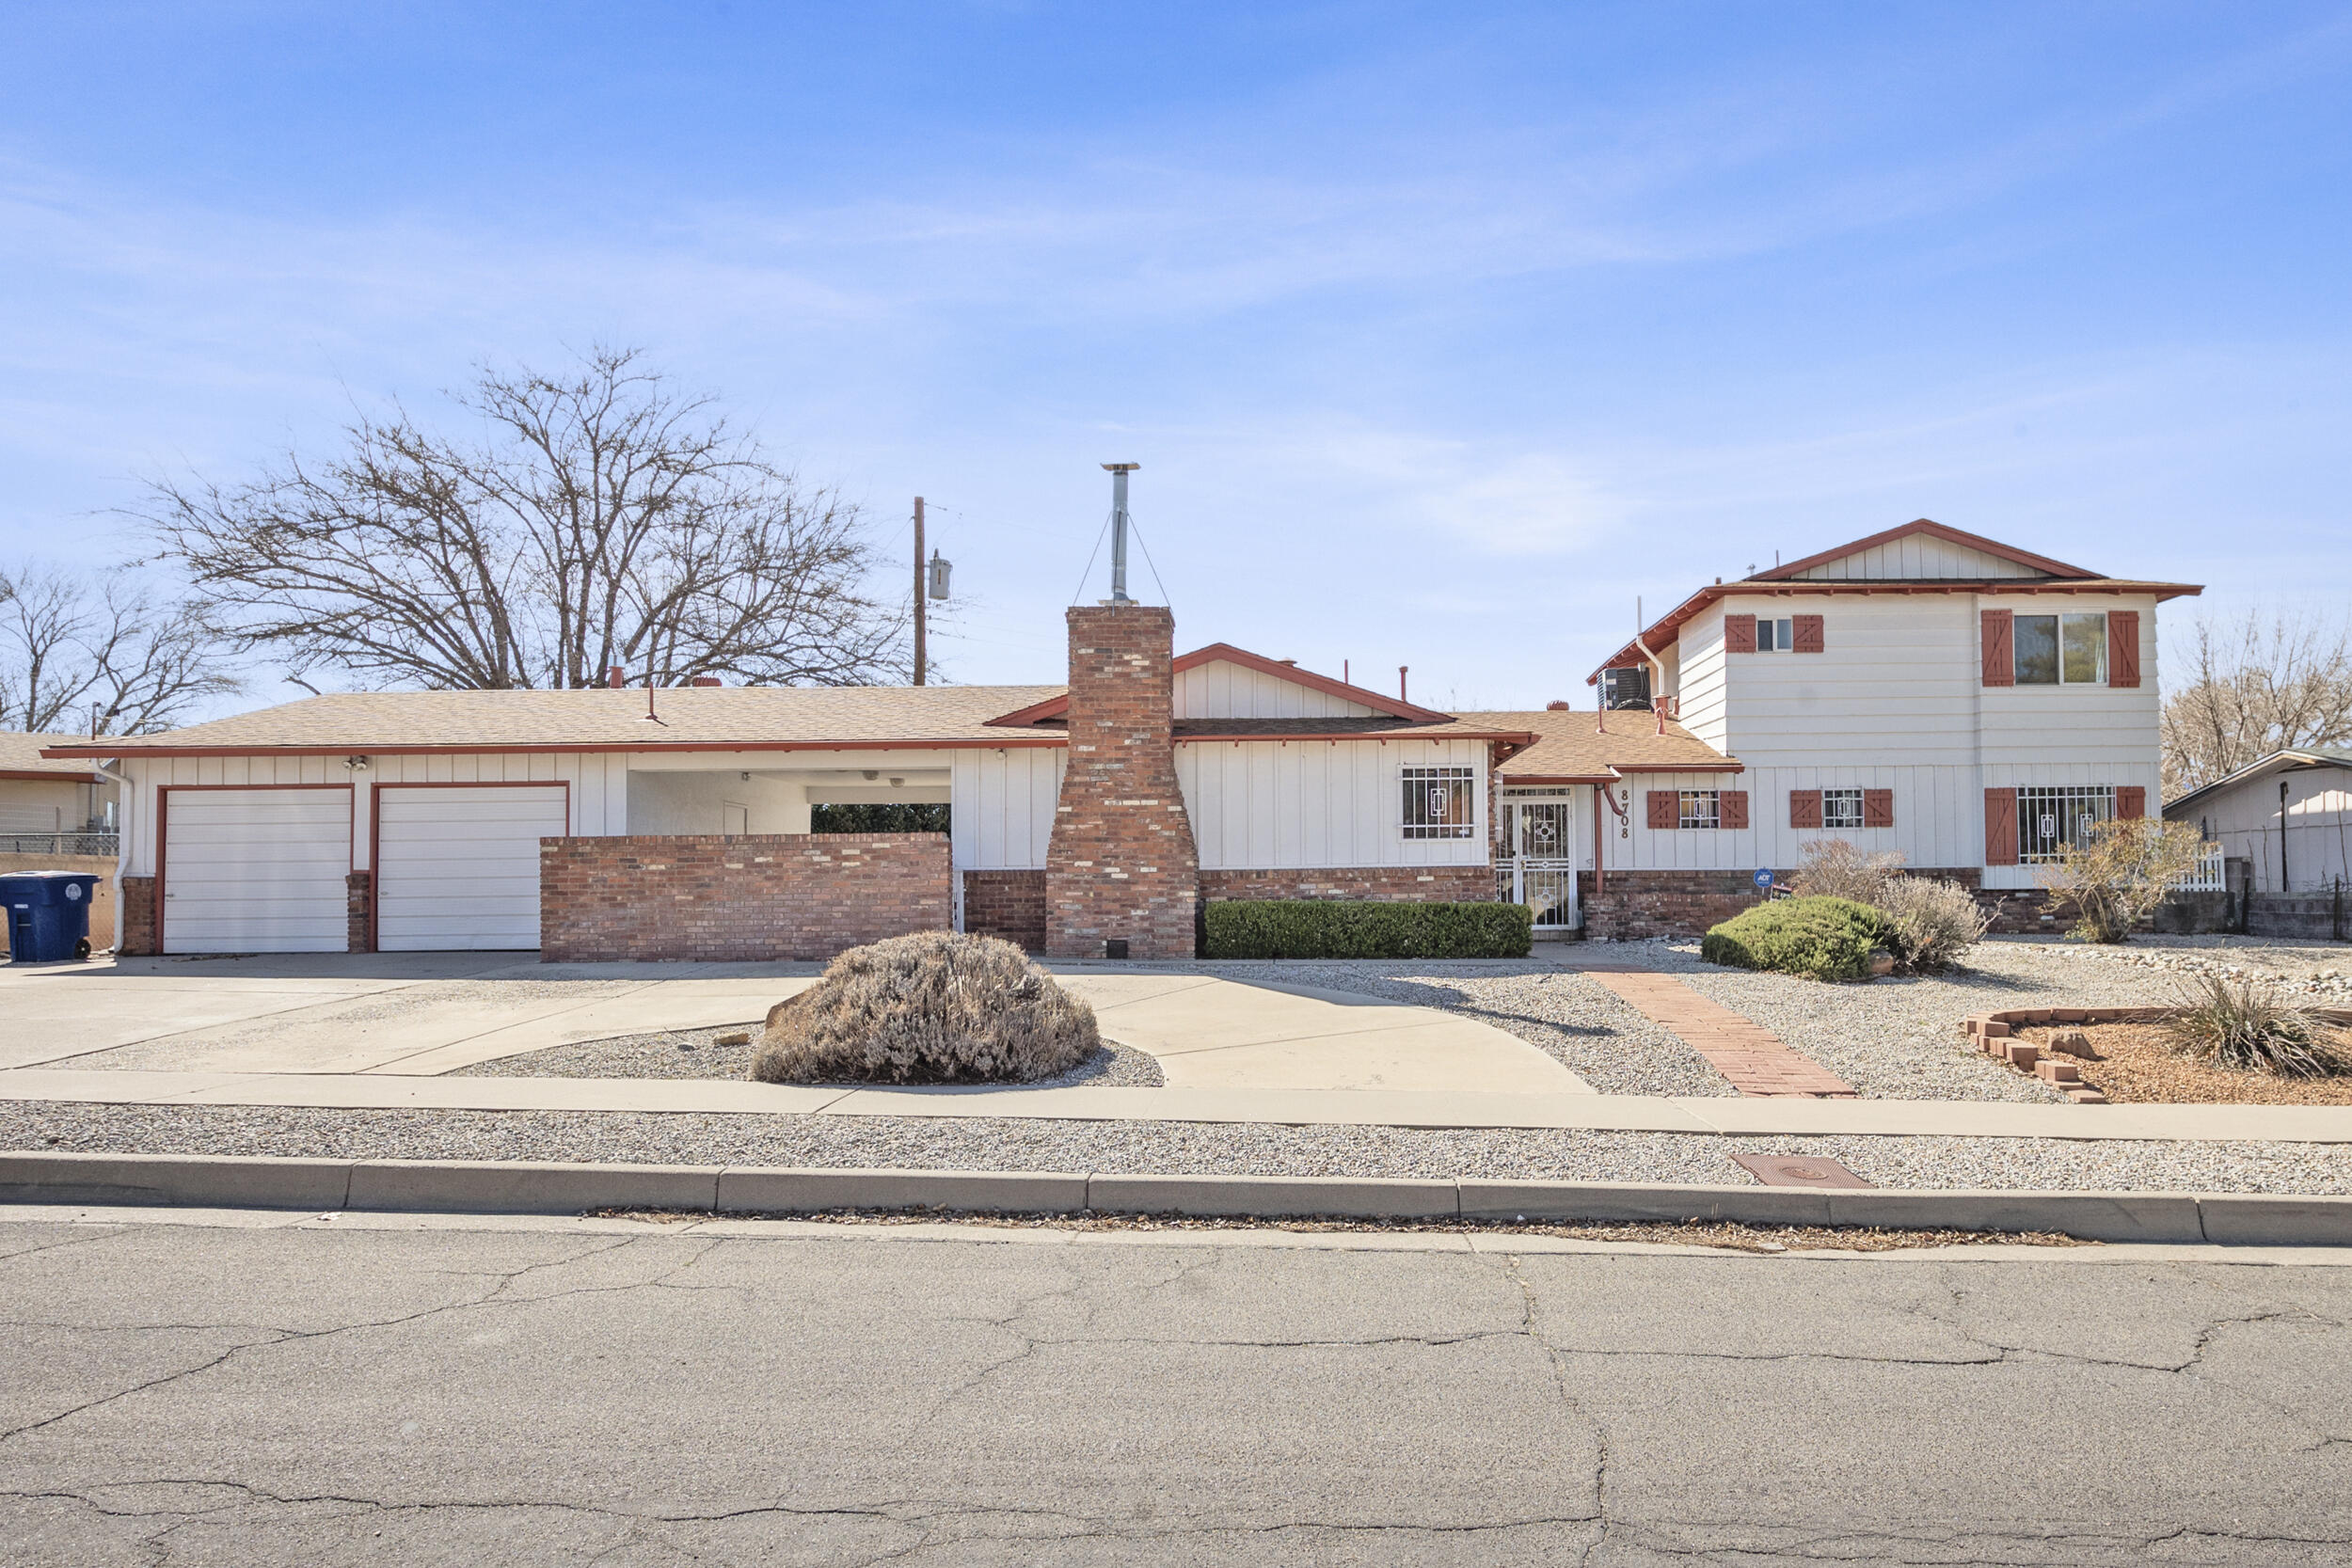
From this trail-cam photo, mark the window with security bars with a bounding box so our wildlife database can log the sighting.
[1822,788,1864,830]
[1401,767,1477,839]
[1677,790,1720,830]
[2017,785,2115,863]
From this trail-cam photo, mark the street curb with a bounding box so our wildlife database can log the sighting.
[3,1150,2349,1243]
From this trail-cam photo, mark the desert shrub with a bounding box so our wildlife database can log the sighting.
[2042,817,2204,943]
[2165,974,2348,1079]
[1200,900,1531,959]
[749,931,1098,1085]
[1699,895,1894,982]
[1873,876,1992,973]
[1788,839,1907,905]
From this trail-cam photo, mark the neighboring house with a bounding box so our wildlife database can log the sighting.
[2165,750,2352,895]
[0,733,118,848]
[41,519,2201,958]
[1580,519,2201,934]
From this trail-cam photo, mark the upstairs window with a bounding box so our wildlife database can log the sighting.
[1402,767,1477,839]
[1755,617,1795,652]
[1821,788,1864,830]
[2014,612,2107,686]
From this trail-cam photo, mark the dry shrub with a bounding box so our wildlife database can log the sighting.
[1789,840,1985,973]
[1788,839,1907,905]
[1873,876,1992,973]
[2166,973,2347,1079]
[749,931,1099,1085]
[2042,817,2204,944]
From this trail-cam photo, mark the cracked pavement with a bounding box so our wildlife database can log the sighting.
[3,1212,2350,1563]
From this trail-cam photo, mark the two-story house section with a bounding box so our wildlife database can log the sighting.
[1580,519,2201,937]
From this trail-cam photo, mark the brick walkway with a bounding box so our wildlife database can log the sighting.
[1585,973,1858,1099]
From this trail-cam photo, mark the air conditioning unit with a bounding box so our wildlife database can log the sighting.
[1600,666,1652,711]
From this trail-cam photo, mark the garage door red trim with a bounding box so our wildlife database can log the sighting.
[366,780,573,956]
[154,783,354,956]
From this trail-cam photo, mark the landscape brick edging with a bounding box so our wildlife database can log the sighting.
[10,1151,2349,1245]
[1960,1006,2352,1104]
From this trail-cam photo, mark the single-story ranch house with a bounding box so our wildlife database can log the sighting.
[42,520,2200,960]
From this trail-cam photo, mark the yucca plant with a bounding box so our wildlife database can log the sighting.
[2166,973,2347,1079]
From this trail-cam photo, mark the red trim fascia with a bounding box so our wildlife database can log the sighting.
[1752,519,2096,583]
[1582,579,2204,682]
[1610,760,1745,775]
[46,736,1072,762]
[368,779,573,955]
[1173,728,1536,746]
[154,782,354,955]
[0,768,96,782]
[983,641,1456,727]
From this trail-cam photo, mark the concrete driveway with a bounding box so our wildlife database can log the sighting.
[0,954,1586,1094]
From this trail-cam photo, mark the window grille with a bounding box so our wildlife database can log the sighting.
[1402,767,1477,839]
[1755,617,1794,653]
[1821,788,1864,830]
[1677,790,1720,830]
[2017,785,2115,863]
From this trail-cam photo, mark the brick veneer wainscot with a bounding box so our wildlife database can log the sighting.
[961,869,1047,951]
[1044,604,1201,960]
[1199,867,1496,903]
[118,875,157,957]
[540,832,950,962]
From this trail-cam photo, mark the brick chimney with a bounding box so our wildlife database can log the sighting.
[1044,604,1200,959]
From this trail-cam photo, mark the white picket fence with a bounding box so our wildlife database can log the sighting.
[2171,842,2226,893]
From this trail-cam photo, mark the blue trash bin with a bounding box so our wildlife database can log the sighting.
[0,872,102,963]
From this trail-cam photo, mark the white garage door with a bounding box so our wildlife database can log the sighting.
[163,787,351,954]
[375,785,568,951]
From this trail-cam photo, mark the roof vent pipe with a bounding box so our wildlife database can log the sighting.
[1630,595,1672,736]
[1102,463,1139,604]
[1399,666,1409,703]
[606,666,627,689]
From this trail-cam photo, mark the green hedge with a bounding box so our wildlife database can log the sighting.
[1200,899,1533,960]
[1699,895,1893,983]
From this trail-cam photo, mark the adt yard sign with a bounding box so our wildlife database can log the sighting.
[1753,868,1773,891]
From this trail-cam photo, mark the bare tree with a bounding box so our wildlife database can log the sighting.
[2162,608,2352,797]
[0,562,240,735]
[139,348,909,691]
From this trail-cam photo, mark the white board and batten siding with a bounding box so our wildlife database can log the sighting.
[160,786,352,954]
[374,784,571,950]
[949,747,1063,871]
[1180,737,1489,870]
[1791,536,2049,581]
[1174,659,1378,720]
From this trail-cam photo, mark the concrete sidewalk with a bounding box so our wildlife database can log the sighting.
[6,1066,2352,1142]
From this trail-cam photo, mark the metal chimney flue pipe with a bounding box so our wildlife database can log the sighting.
[1102,463,1138,603]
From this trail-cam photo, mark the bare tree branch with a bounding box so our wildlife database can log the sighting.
[137,347,911,691]
[0,562,241,735]
[2162,607,2352,797]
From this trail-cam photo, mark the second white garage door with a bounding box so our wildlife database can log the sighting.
[375,784,570,951]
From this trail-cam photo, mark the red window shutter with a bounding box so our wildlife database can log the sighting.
[2108,610,2140,688]
[1720,790,1749,830]
[1863,788,1895,828]
[1789,789,1822,829]
[1646,790,1677,829]
[1724,614,1756,654]
[1980,610,2013,687]
[1792,613,1824,653]
[1984,788,2019,865]
[2117,785,2147,821]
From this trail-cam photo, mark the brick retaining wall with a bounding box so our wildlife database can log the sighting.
[961,869,1046,952]
[540,833,950,962]
[1584,870,1767,941]
[1199,866,1497,903]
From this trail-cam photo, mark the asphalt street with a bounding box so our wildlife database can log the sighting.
[3,1209,2350,1565]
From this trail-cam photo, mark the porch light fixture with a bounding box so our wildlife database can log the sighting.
[344,755,371,772]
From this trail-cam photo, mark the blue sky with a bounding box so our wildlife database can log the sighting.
[5,2,2349,713]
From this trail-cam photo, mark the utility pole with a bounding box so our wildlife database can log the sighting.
[913,496,926,687]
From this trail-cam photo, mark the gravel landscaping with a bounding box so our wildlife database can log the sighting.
[2011,1022,2352,1106]
[453,1029,1165,1088]
[5,1101,2350,1194]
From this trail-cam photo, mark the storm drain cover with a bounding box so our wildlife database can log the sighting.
[1731,1153,1874,1189]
